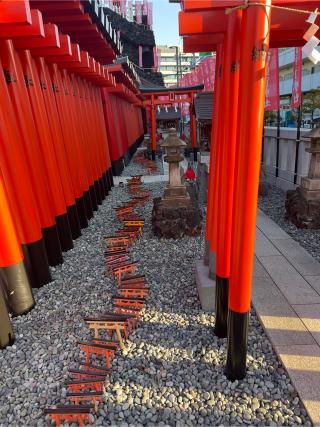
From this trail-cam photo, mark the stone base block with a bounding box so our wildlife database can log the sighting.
[195,260,215,312]
[286,187,320,229]
[152,192,202,239]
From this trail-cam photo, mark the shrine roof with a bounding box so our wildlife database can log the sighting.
[157,106,181,121]
[194,91,213,121]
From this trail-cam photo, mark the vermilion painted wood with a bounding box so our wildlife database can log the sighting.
[116,97,130,156]
[180,1,320,50]
[205,46,222,244]
[102,90,122,163]
[182,0,319,11]
[0,40,55,229]
[49,64,83,199]
[36,58,76,207]
[41,13,92,25]
[0,0,32,25]
[62,70,90,196]
[0,9,44,38]
[209,47,223,254]
[216,11,242,278]
[179,7,319,35]
[0,57,42,246]
[183,35,222,53]
[13,23,60,49]
[57,50,90,70]
[90,83,111,177]
[73,76,97,188]
[45,42,80,63]
[19,50,67,217]
[28,34,72,57]
[0,171,24,267]
[110,94,125,158]
[29,0,82,14]
[229,0,271,313]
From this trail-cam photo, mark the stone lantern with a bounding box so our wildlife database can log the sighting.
[152,128,201,238]
[300,127,320,198]
[161,128,190,207]
[286,126,320,228]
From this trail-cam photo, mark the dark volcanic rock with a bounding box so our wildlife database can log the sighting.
[285,188,320,229]
[152,192,202,239]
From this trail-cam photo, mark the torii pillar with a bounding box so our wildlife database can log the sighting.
[226,0,271,380]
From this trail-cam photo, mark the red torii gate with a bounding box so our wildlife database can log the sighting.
[177,0,320,379]
[140,85,203,160]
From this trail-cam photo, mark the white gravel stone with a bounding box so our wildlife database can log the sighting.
[0,163,311,426]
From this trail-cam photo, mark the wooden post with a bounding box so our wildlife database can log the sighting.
[215,10,242,338]
[226,0,271,380]
[204,45,222,265]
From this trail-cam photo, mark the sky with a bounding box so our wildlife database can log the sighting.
[152,0,181,47]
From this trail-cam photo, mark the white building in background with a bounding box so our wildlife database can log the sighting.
[157,45,201,87]
[279,48,320,100]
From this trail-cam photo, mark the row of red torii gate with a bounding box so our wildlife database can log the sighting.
[0,0,203,349]
[1,0,319,382]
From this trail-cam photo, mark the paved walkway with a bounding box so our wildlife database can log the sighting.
[253,209,320,425]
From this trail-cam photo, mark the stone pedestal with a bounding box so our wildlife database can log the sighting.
[286,127,320,229]
[259,162,268,196]
[286,187,320,228]
[195,260,215,312]
[152,188,202,239]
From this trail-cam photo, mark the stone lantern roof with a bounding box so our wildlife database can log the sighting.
[308,126,320,139]
[161,128,186,149]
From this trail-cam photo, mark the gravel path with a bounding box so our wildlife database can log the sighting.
[123,151,164,176]
[0,168,311,426]
[258,184,320,262]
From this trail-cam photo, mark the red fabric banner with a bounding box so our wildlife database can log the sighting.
[265,48,280,111]
[179,56,216,91]
[292,47,302,108]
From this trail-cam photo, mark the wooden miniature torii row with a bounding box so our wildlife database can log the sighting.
[140,84,204,160]
[176,0,320,380]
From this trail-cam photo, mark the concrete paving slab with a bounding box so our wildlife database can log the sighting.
[271,238,320,277]
[253,256,270,278]
[252,275,291,310]
[252,277,316,346]
[293,304,320,347]
[255,228,280,256]
[258,255,320,305]
[276,344,320,425]
[305,275,320,295]
[256,209,289,240]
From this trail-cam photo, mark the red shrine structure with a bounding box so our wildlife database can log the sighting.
[0,0,146,318]
[177,0,320,380]
[140,83,203,160]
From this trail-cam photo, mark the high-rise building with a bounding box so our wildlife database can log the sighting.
[157,45,201,87]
